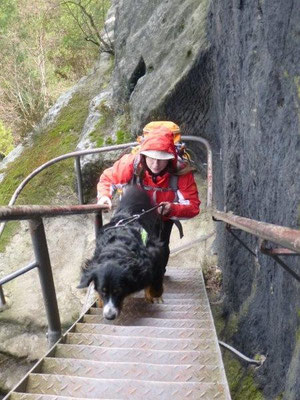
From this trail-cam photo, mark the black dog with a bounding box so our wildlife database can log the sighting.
[78,186,165,320]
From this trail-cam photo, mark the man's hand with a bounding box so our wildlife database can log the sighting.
[97,195,112,209]
[158,202,172,216]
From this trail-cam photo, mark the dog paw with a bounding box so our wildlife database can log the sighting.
[145,294,154,303]
[153,296,164,304]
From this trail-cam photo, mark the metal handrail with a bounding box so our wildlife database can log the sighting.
[0,205,107,346]
[213,210,300,254]
[0,136,212,344]
[0,203,107,221]
[0,136,213,238]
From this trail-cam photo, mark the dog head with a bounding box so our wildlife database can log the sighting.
[78,260,134,320]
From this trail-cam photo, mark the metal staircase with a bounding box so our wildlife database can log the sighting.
[5,267,231,400]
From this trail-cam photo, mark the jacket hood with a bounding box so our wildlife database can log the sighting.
[139,127,177,164]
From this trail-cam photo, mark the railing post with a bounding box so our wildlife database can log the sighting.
[0,285,6,310]
[75,156,84,205]
[29,218,61,347]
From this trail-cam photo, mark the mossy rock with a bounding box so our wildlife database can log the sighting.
[0,91,91,252]
[223,352,264,399]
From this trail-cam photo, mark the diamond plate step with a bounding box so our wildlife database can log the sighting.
[82,314,213,328]
[126,296,203,304]
[74,323,214,340]
[5,267,231,400]
[26,374,229,400]
[42,358,224,383]
[83,314,213,328]
[110,299,209,312]
[89,307,209,320]
[134,290,204,298]
[164,268,202,276]
[65,332,216,352]
[55,344,219,365]
[11,395,120,400]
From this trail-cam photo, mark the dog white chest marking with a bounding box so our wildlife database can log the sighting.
[103,298,119,320]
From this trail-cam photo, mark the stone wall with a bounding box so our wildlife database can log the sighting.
[210,1,300,398]
[112,0,300,398]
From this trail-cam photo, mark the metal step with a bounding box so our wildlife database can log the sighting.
[25,374,228,399]
[54,344,220,365]
[10,396,117,400]
[88,307,210,320]
[133,292,204,299]
[74,323,214,340]
[126,297,203,304]
[42,357,224,383]
[65,332,216,352]
[113,298,209,312]
[5,267,230,400]
[82,314,213,328]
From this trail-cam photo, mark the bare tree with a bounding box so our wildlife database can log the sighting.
[61,0,114,54]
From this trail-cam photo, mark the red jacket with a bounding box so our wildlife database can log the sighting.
[97,129,200,219]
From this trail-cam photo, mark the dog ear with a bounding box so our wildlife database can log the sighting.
[77,269,98,289]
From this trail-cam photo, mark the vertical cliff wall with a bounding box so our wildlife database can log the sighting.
[210,1,300,398]
[112,0,300,398]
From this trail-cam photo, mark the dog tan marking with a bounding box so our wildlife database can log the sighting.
[144,286,164,303]
[97,295,103,308]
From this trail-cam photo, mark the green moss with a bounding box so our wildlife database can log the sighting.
[296,328,300,343]
[89,129,105,148]
[0,92,89,206]
[225,313,239,339]
[105,137,114,145]
[0,120,14,155]
[102,56,115,88]
[294,76,300,100]
[211,304,226,336]
[0,91,90,251]
[0,222,19,252]
[116,129,132,144]
[283,70,289,79]
[89,104,132,148]
[223,352,263,400]
[89,100,114,146]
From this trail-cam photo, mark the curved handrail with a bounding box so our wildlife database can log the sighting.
[0,143,137,238]
[0,137,213,238]
[8,142,138,206]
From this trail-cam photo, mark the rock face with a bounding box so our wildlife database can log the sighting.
[112,0,300,398]
[1,0,300,398]
[112,0,211,135]
[210,1,300,398]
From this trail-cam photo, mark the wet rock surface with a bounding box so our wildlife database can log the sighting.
[209,1,300,398]
[1,0,300,398]
[111,0,300,397]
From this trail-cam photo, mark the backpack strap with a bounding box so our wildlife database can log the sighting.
[169,175,179,202]
[173,219,184,239]
[131,156,184,238]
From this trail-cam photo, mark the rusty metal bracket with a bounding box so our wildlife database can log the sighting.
[224,225,300,283]
[226,224,257,257]
[260,240,300,283]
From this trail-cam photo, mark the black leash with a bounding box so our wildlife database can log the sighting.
[104,204,163,232]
